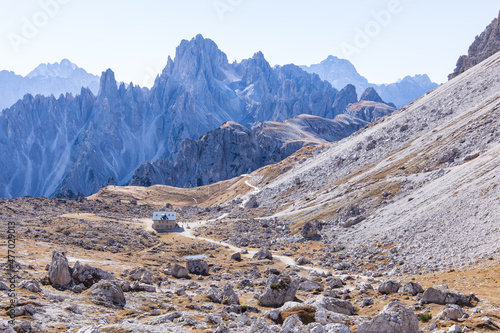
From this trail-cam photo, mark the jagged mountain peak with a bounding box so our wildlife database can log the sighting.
[360,87,384,103]
[27,58,80,79]
[98,69,118,97]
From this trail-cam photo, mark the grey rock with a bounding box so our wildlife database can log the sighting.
[307,296,355,316]
[324,323,353,333]
[0,322,15,333]
[328,278,344,289]
[130,281,156,292]
[128,267,154,285]
[186,260,209,276]
[422,286,476,306]
[436,304,467,321]
[88,280,126,308]
[299,280,324,292]
[258,275,299,307]
[295,257,312,265]
[281,314,303,332]
[171,264,190,279]
[253,247,273,260]
[357,301,419,333]
[72,261,114,288]
[0,282,9,291]
[378,280,401,295]
[77,326,100,333]
[231,252,242,261]
[221,283,239,305]
[399,282,424,296]
[301,221,319,239]
[20,280,42,293]
[66,304,83,315]
[48,251,72,288]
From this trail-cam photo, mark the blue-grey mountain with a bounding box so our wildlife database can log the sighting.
[301,55,438,108]
[0,59,99,111]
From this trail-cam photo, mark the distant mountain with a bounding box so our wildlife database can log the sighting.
[449,11,500,80]
[0,35,396,198]
[301,56,438,108]
[0,59,99,111]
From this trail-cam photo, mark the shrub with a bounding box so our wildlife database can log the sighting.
[418,313,432,323]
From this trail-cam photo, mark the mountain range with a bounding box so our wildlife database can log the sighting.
[0,35,396,198]
[0,59,100,111]
[300,55,439,108]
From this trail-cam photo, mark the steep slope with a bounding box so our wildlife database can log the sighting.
[449,11,500,79]
[301,56,438,107]
[0,59,99,111]
[227,51,500,271]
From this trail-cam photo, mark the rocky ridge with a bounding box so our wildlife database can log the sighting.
[449,11,500,80]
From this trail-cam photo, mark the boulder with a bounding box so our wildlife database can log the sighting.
[422,286,477,306]
[258,275,299,307]
[208,287,222,303]
[307,296,355,316]
[299,280,324,292]
[221,283,239,305]
[324,324,353,333]
[399,282,424,296]
[253,247,273,260]
[295,257,312,265]
[48,251,72,288]
[328,278,344,289]
[0,322,15,333]
[0,282,9,291]
[20,280,42,293]
[281,314,303,331]
[436,304,467,321]
[171,264,190,279]
[186,260,209,276]
[244,195,259,209]
[88,280,126,308]
[128,267,154,285]
[230,252,242,261]
[301,221,319,239]
[357,301,419,333]
[72,261,114,288]
[378,280,401,294]
[130,281,156,292]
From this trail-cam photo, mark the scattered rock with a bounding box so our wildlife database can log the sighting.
[221,283,239,305]
[230,252,242,261]
[399,282,424,296]
[422,286,477,306]
[301,221,319,239]
[72,261,114,288]
[20,280,42,293]
[436,304,467,321]
[295,257,312,265]
[307,296,356,316]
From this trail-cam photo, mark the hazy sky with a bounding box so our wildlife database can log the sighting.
[1,0,498,86]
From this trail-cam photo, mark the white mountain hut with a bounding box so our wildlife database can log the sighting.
[152,212,177,230]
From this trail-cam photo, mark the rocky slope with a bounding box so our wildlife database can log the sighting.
[449,11,500,80]
[0,59,99,111]
[301,56,438,107]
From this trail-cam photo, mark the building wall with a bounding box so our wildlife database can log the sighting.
[152,220,177,230]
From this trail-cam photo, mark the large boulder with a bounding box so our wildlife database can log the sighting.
[186,260,209,276]
[221,283,239,305]
[48,251,72,288]
[306,296,356,316]
[357,301,419,333]
[298,280,324,293]
[72,261,114,288]
[128,267,154,285]
[378,280,401,295]
[301,221,319,239]
[435,304,467,321]
[422,286,477,306]
[258,275,299,307]
[88,280,126,308]
[399,282,423,296]
[171,264,190,279]
[253,247,273,260]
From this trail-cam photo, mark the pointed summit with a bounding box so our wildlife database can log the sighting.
[360,87,385,104]
[98,69,118,97]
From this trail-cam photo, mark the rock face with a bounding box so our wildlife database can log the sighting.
[360,87,385,104]
[48,251,72,288]
[186,260,209,276]
[88,280,126,308]
[258,275,299,307]
[357,301,419,333]
[130,113,371,188]
[449,11,500,80]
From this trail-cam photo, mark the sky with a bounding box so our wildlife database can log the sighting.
[0,0,499,87]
